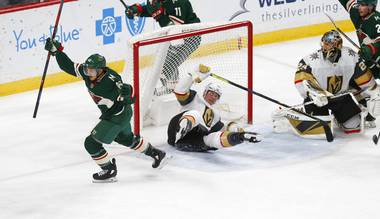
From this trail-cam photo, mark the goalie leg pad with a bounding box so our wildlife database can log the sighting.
[285,110,333,139]
[340,114,362,134]
[328,93,362,124]
[271,107,290,133]
[367,97,380,116]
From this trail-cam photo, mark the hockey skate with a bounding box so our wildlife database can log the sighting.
[92,158,117,183]
[240,132,262,143]
[145,144,171,169]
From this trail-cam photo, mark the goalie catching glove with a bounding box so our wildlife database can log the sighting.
[44,38,63,56]
[117,83,136,104]
[303,80,332,107]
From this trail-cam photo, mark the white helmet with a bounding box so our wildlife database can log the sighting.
[203,83,222,99]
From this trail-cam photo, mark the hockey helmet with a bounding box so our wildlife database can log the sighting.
[321,30,343,63]
[84,54,106,76]
[357,0,377,6]
[203,83,222,104]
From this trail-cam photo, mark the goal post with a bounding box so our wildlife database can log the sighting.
[124,21,253,135]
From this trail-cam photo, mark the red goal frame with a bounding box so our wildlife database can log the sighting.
[131,21,253,134]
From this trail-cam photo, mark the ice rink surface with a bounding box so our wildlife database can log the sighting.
[2,33,380,219]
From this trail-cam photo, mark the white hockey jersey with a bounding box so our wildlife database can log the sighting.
[295,46,373,98]
[174,73,221,130]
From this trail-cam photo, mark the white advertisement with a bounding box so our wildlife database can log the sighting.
[0,0,351,85]
[191,0,349,33]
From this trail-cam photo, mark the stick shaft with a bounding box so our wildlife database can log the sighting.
[210,73,334,142]
[324,12,360,50]
[33,0,64,118]
[120,0,129,9]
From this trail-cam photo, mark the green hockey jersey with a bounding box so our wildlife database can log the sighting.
[339,0,380,60]
[55,51,133,120]
[140,0,200,27]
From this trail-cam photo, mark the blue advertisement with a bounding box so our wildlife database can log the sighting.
[96,8,122,45]
[126,16,146,36]
[13,25,81,52]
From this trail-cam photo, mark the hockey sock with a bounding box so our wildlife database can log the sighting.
[130,135,150,153]
[219,131,243,147]
[84,135,110,169]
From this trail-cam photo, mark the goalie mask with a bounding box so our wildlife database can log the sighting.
[203,83,222,105]
[321,30,343,63]
[83,54,106,77]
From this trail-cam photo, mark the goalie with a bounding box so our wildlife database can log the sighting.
[167,64,260,152]
[273,30,380,137]
[125,0,201,95]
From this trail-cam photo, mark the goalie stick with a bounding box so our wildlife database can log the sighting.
[210,73,334,142]
[33,0,65,118]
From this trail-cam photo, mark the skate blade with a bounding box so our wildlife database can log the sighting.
[157,154,173,170]
[92,177,118,183]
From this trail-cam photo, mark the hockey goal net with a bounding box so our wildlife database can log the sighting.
[123,21,253,135]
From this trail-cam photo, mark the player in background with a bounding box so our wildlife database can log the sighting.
[167,64,260,152]
[125,0,201,95]
[44,38,169,183]
[274,30,380,137]
[338,0,380,78]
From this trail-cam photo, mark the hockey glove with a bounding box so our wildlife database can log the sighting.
[303,80,330,107]
[360,45,374,62]
[117,83,136,104]
[44,37,63,56]
[125,4,143,19]
[147,0,164,21]
[190,64,211,83]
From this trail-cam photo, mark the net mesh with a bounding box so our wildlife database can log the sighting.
[123,22,252,133]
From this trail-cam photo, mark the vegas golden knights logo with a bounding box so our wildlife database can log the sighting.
[203,107,214,127]
[327,75,343,94]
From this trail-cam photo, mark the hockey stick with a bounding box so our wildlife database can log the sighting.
[373,131,380,145]
[119,0,129,9]
[210,73,334,142]
[33,0,64,118]
[324,12,360,50]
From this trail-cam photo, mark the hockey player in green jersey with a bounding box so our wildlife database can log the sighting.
[338,0,380,78]
[44,38,169,183]
[125,0,201,95]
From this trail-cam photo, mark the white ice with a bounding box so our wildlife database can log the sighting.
[1,33,380,219]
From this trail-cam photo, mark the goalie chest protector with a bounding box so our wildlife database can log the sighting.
[302,47,359,94]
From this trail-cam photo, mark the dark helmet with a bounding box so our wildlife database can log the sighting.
[84,54,106,69]
[357,0,377,6]
[321,30,343,63]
